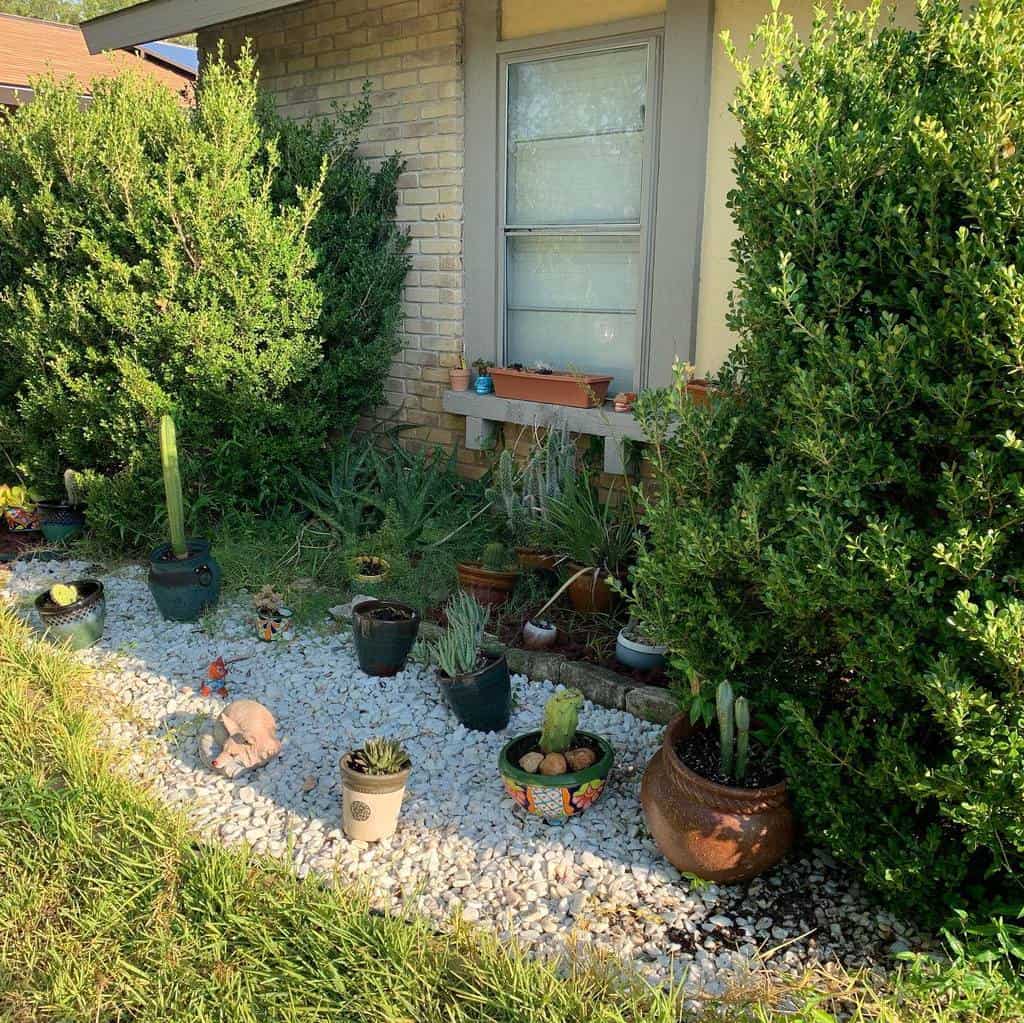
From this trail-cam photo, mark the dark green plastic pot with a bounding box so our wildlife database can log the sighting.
[352,599,421,677]
[35,578,106,651]
[36,502,86,542]
[148,539,221,622]
[438,654,511,732]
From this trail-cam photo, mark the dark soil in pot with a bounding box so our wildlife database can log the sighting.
[352,599,421,677]
[675,729,784,789]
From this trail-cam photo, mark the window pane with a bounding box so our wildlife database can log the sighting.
[507,46,648,226]
[506,234,640,392]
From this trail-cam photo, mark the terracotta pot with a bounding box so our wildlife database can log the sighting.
[490,367,613,409]
[340,752,410,842]
[641,714,794,883]
[686,379,713,405]
[516,547,561,573]
[565,563,621,614]
[456,561,520,608]
[449,367,471,391]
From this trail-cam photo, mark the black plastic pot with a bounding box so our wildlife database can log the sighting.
[36,501,86,542]
[438,653,512,732]
[148,539,221,622]
[352,599,421,677]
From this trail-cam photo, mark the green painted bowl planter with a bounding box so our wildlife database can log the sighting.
[36,501,86,542]
[148,539,221,622]
[499,730,614,822]
[35,579,106,650]
[438,653,512,732]
[352,599,421,677]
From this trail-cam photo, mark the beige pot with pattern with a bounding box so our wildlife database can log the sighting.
[340,753,410,842]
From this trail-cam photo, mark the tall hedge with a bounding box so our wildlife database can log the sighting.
[632,0,1024,913]
[0,50,408,544]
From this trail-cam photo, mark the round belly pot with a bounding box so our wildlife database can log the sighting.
[641,714,794,883]
[35,579,105,650]
[437,653,511,732]
[616,629,667,672]
[565,564,621,614]
[340,753,410,842]
[36,502,86,543]
[499,730,613,822]
[351,599,421,677]
[148,539,221,622]
[456,562,520,609]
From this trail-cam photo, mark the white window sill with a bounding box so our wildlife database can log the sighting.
[442,389,646,474]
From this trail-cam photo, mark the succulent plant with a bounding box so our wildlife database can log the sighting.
[350,737,410,776]
[539,688,584,755]
[159,415,188,559]
[253,585,284,615]
[716,681,752,784]
[481,541,514,572]
[734,696,751,783]
[419,591,488,678]
[49,583,79,607]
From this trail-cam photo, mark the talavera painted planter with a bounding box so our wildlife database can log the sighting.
[641,714,794,882]
[499,730,613,822]
[35,579,106,650]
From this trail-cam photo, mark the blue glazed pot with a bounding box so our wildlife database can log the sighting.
[474,374,494,395]
[36,502,86,542]
[148,538,221,622]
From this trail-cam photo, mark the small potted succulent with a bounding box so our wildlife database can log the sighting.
[473,358,494,395]
[418,591,511,732]
[351,555,391,584]
[449,353,471,391]
[340,737,412,842]
[147,415,221,622]
[616,619,667,672]
[36,470,86,542]
[522,617,557,651]
[252,585,292,642]
[351,599,421,677]
[35,579,106,650]
[641,682,794,882]
[456,541,520,608]
[499,688,613,821]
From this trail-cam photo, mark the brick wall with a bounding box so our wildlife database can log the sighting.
[199,0,484,471]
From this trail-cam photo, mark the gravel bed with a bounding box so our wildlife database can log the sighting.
[4,559,925,995]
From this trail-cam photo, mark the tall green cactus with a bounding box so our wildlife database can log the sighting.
[540,688,583,754]
[159,415,188,559]
[63,469,81,507]
[734,696,750,783]
[717,681,735,779]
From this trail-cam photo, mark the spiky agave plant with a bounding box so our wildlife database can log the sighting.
[350,737,410,776]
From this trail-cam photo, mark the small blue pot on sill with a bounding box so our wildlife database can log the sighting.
[474,374,494,395]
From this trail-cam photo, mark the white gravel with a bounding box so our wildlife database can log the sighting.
[4,559,923,996]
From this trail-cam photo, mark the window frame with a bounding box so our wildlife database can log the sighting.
[496,34,664,391]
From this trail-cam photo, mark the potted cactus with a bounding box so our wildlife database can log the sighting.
[641,682,794,882]
[35,579,106,650]
[417,591,511,732]
[340,737,412,842]
[36,470,87,543]
[351,599,421,677]
[147,415,222,622]
[456,541,520,609]
[252,585,292,642]
[499,688,613,821]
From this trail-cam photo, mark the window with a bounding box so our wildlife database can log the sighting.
[500,41,659,393]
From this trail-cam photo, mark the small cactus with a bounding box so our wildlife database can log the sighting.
[159,415,188,559]
[539,688,584,755]
[717,681,735,779]
[734,696,751,783]
[50,583,79,607]
[481,541,513,572]
[350,738,410,776]
[63,469,81,507]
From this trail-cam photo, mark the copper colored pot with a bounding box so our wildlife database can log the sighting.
[565,563,621,614]
[641,713,794,883]
[456,561,520,608]
[516,547,561,573]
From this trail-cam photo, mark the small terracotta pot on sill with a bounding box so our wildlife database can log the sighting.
[449,367,471,391]
[685,379,714,404]
[641,713,794,882]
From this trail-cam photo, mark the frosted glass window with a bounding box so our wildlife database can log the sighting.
[507,47,648,226]
[506,235,641,393]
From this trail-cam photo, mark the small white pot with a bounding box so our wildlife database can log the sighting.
[522,618,557,651]
[616,628,668,672]
[340,753,410,842]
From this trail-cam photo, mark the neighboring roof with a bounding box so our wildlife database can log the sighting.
[137,40,199,75]
[0,13,195,106]
[82,0,303,53]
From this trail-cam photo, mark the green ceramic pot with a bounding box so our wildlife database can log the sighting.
[35,578,106,650]
[498,730,614,822]
[438,653,511,732]
[352,599,421,677]
[148,539,221,622]
[36,501,86,542]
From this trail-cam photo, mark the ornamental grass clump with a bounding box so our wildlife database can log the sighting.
[631,0,1024,914]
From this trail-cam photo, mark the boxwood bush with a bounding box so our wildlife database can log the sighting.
[632,0,1024,913]
[0,49,408,546]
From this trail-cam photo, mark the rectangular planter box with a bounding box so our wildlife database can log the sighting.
[490,367,613,409]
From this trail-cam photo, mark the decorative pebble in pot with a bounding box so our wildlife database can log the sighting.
[147,416,221,622]
[35,579,106,650]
